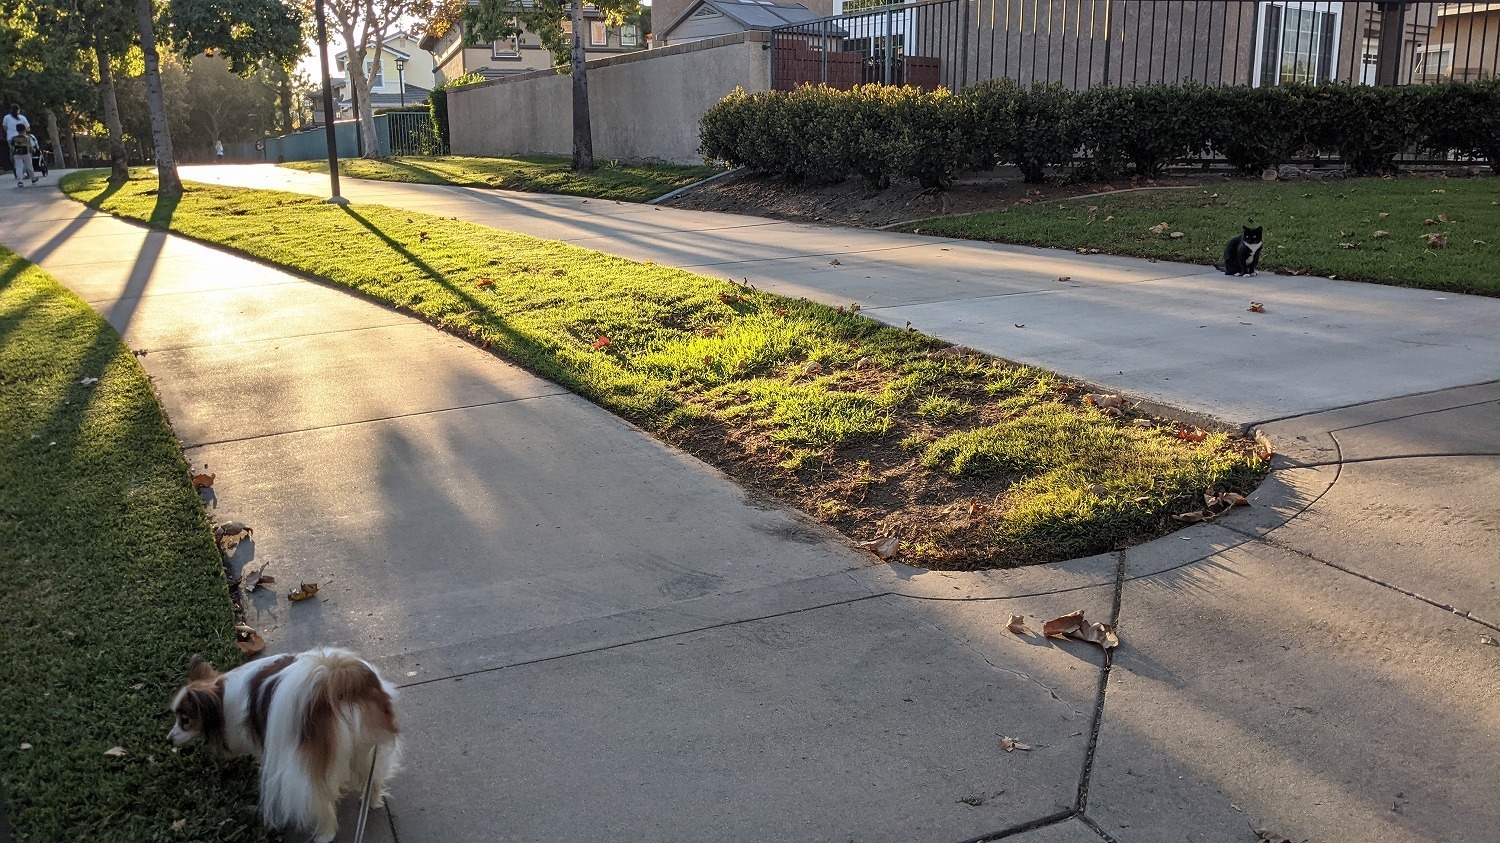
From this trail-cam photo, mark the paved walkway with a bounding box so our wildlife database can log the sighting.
[5,175,1498,842]
[182,165,1500,431]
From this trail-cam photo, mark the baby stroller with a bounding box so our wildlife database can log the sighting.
[31,145,48,176]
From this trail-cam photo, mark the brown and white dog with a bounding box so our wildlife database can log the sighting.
[168,647,404,842]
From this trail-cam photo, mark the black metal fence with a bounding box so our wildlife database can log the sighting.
[771,0,1500,91]
[384,111,445,156]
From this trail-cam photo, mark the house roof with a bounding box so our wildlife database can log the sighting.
[334,35,418,61]
[662,0,826,36]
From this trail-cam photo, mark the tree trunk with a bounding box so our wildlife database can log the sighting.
[45,110,66,171]
[94,41,130,183]
[276,65,293,132]
[570,1,593,172]
[64,112,80,168]
[134,0,181,195]
[358,51,382,157]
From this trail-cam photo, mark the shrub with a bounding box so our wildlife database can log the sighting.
[961,78,1021,174]
[1411,79,1500,168]
[429,71,485,151]
[1009,83,1079,183]
[1201,84,1315,174]
[874,85,972,189]
[1303,82,1420,175]
[1075,83,1210,177]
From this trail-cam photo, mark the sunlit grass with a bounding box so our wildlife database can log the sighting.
[63,170,1264,567]
[908,176,1500,295]
[282,154,720,202]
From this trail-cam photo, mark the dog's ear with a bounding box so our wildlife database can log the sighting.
[187,655,216,683]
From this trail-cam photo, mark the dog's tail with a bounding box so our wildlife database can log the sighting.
[259,649,403,838]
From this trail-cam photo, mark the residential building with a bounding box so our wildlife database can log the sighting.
[420,2,647,84]
[656,0,830,46]
[1420,2,1500,81]
[327,33,436,117]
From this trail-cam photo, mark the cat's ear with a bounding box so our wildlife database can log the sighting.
[1250,226,1263,236]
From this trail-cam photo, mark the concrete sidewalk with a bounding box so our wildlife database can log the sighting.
[6,179,1498,842]
[182,164,1500,431]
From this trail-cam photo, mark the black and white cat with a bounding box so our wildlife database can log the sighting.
[1217,226,1264,276]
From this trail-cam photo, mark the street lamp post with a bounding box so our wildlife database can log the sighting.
[395,57,407,107]
[312,0,345,203]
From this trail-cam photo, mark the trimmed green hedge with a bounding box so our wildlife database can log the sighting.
[700,79,1500,185]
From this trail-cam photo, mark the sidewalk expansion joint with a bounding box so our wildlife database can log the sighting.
[127,319,416,356]
[1271,451,1500,470]
[1246,381,1500,430]
[178,391,574,451]
[1075,554,1127,815]
[1076,812,1123,842]
[954,808,1080,842]
[675,239,942,270]
[1220,521,1500,633]
[82,278,307,306]
[396,592,893,690]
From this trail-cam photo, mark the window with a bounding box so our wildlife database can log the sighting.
[1255,2,1340,86]
[590,21,608,46]
[621,24,639,46]
[367,60,384,88]
[1413,44,1455,79]
[494,36,520,57]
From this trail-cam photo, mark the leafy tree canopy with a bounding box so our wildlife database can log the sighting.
[464,0,642,67]
[168,0,306,72]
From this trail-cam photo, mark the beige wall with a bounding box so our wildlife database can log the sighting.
[1429,5,1500,81]
[449,31,773,164]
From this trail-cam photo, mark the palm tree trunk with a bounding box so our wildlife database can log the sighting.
[94,41,130,183]
[45,110,66,170]
[570,1,593,172]
[134,0,181,195]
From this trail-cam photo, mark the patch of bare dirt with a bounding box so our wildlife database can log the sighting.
[662,167,1223,229]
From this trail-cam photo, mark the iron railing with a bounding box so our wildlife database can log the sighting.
[771,0,1500,91]
[384,111,445,156]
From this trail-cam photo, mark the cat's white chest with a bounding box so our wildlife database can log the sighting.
[1246,241,1262,257]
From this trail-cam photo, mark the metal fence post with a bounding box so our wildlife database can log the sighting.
[1375,0,1408,85]
[958,0,970,89]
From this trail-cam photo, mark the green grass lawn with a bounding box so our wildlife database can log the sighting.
[281,155,721,202]
[0,249,267,840]
[62,170,1262,569]
[907,177,1500,296]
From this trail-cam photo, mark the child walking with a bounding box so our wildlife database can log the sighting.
[11,125,38,186]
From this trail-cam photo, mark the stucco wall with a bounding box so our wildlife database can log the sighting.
[448,31,773,164]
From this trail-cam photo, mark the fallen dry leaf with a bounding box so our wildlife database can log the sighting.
[288,582,319,602]
[1169,231,1185,239]
[1057,275,1071,283]
[1148,222,1171,234]
[1248,302,1266,313]
[1087,484,1109,496]
[170,819,186,833]
[234,632,266,656]
[829,259,841,266]
[475,277,494,288]
[860,536,900,560]
[1378,211,1389,218]
[80,376,99,386]
[1131,419,1153,429]
[853,356,874,370]
[191,473,215,490]
[1177,429,1208,443]
[1338,242,1357,249]
[1373,230,1389,238]
[775,308,788,316]
[1006,614,1030,635]
[1172,511,1208,523]
[213,521,253,542]
[592,335,612,350]
[19,742,31,750]
[1042,610,1086,638]
[999,737,1032,752]
[1423,218,1437,226]
[103,746,127,758]
[1480,635,1497,646]
[1426,233,1447,248]
[1075,621,1120,649]
[1218,491,1250,508]
[417,231,429,241]
[802,360,825,376]
[239,560,272,592]
[1439,213,1449,223]
[1084,394,1126,410]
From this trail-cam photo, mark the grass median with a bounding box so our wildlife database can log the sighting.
[281,154,721,202]
[905,177,1500,296]
[63,169,1263,569]
[0,249,266,840]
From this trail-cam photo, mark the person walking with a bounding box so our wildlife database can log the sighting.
[3,104,27,142]
[11,125,39,186]
[214,139,224,162]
